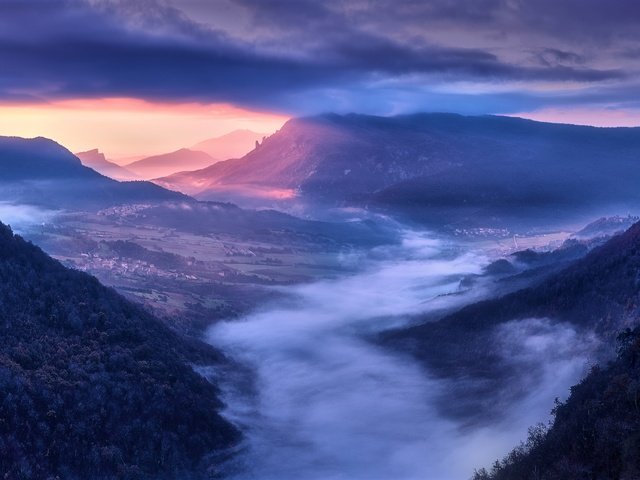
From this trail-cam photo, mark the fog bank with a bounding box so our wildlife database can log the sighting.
[207,232,595,480]
[0,201,58,232]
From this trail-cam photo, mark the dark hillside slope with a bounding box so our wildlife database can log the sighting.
[0,223,238,479]
[473,327,640,480]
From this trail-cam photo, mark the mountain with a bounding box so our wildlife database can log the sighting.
[572,214,640,239]
[0,222,238,478]
[156,113,640,227]
[76,148,138,181]
[125,148,217,179]
[0,136,186,209]
[191,129,266,160]
[386,222,640,384]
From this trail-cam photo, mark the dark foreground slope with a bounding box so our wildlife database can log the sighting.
[0,223,238,479]
[474,327,640,480]
[0,136,185,209]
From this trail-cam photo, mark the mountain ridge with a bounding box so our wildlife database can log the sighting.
[124,148,217,179]
[0,135,188,209]
[191,129,267,160]
[76,148,138,181]
[156,113,640,226]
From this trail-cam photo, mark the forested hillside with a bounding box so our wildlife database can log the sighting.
[474,326,640,479]
[0,223,238,479]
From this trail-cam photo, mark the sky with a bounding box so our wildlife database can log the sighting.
[1,0,640,156]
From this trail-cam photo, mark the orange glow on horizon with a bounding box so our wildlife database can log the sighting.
[0,98,289,159]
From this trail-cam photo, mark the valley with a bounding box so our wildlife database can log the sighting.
[18,199,590,336]
[3,117,640,479]
[12,191,624,479]
[2,131,640,479]
[203,227,607,480]
[4,2,640,478]
[17,201,394,334]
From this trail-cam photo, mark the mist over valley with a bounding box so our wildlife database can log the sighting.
[2,1,640,478]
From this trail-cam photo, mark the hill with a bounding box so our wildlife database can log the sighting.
[0,222,238,478]
[386,222,640,385]
[0,136,186,209]
[76,149,138,181]
[125,149,216,179]
[572,214,640,239]
[191,129,266,160]
[156,113,640,226]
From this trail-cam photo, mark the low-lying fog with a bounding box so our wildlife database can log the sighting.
[0,202,58,232]
[207,231,594,480]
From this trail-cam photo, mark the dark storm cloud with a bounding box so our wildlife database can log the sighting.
[0,0,638,114]
[0,0,338,105]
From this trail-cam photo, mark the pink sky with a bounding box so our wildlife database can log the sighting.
[0,98,289,159]
[1,97,638,162]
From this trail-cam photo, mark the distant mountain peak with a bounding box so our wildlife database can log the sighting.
[124,148,216,179]
[76,148,139,181]
[191,129,268,161]
[76,147,106,162]
[0,135,83,175]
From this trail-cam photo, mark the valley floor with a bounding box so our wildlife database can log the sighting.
[15,205,625,479]
[202,232,597,479]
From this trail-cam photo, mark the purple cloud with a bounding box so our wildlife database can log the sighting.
[0,0,637,115]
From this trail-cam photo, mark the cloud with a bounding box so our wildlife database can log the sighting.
[0,0,638,116]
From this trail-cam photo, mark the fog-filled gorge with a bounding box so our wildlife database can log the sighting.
[207,232,597,480]
[5,2,640,476]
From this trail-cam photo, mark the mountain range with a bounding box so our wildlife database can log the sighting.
[123,148,217,179]
[191,129,266,160]
[156,113,640,227]
[76,148,138,181]
[127,130,265,179]
[77,130,265,181]
[0,136,185,210]
[6,116,640,478]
